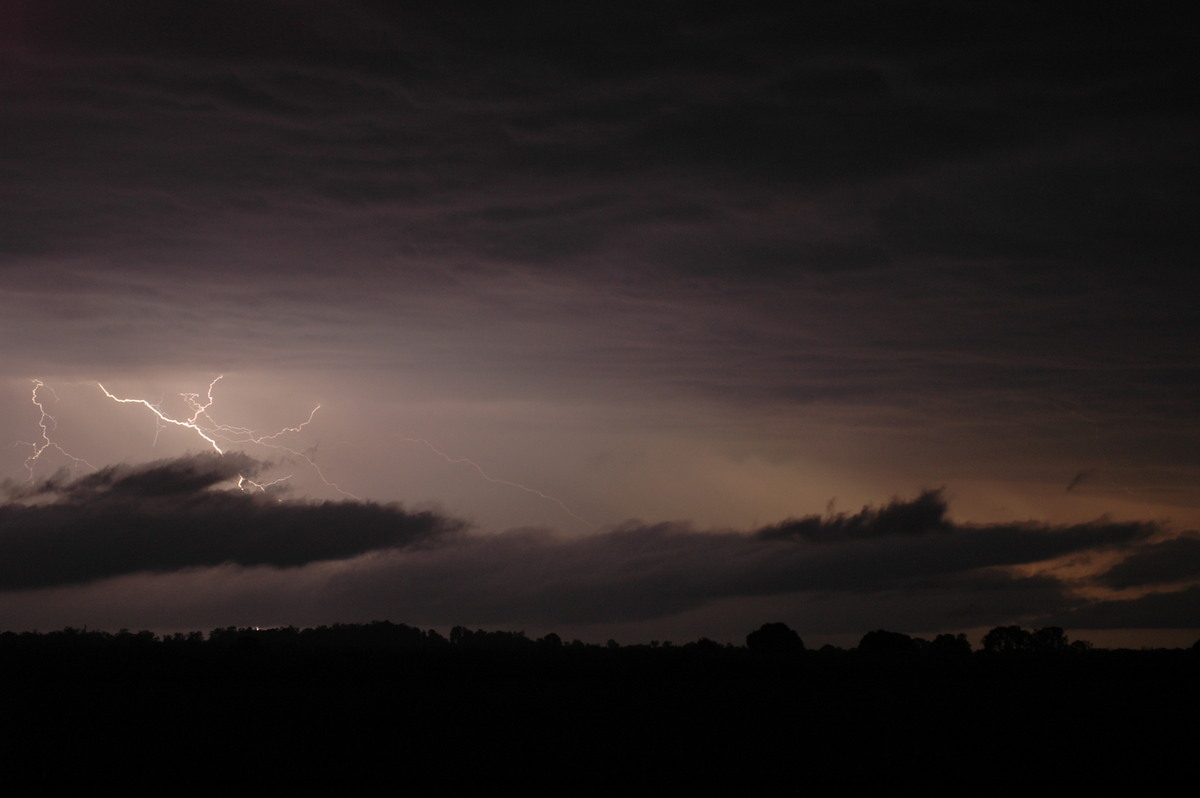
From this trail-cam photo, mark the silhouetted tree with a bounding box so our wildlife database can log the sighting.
[931,633,972,657]
[858,629,921,655]
[982,625,1035,653]
[1032,626,1069,653]
[746,622,805,654]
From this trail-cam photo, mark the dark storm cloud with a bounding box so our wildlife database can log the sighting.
[1044,585,1200,631]
[1,465,1191,632]
[1095,533,1200,589]
[326,492,1152,627]
[2,1,1195,429]
[1,2,1197,641]
[5,450,261,501]
[3,1,1192,267]
[0,453,460,590]
[758,489,953,541]
[759,490,1153,571]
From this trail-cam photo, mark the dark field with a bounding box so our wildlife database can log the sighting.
[2,624,1195,793]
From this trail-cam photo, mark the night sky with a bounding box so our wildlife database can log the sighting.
[2,2,1196,647]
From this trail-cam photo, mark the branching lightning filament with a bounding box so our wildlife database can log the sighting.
[18,379,95,479]
[18,378,584,523]
[97,376,358,498]
[398,436,590,528]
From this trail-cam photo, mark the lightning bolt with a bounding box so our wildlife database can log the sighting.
[398,436,591,529]
[237,474,293,493]
[18,378,583,522]
[98,377,359,499]
[98,378,224,453]
[18,379,96,479]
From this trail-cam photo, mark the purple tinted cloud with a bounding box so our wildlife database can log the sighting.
[1,3,1196,640]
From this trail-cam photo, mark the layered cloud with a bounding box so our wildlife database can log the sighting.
[0,4,1196,641]
[1094,533,1200,590]
[2,458,1192,636]
[322,490,1166,630]
[2,3,1194,413]
[0,453,458,590]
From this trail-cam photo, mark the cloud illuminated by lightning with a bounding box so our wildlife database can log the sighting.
[18,378,585,522]
[237,474,293,493]
[98,377,225,453]
[18,379,96,479]
[97,376,358,499]
[398,436,591,529]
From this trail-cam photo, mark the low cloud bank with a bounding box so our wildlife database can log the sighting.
[325,490,1162,628]
[1,461,1195,634]
[0,453,460,590]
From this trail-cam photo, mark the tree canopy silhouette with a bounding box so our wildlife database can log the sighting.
[746,622,805,653]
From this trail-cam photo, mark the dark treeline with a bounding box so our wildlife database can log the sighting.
[2,621,1195,792]
[1,618,1192,660]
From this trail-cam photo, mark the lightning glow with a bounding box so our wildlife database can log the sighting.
[18,379,95,479]
[237,474,293,493]
[96,376,359,499]
[398,436,591,528]
[17,377,587,523]
[98,378,224,453]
